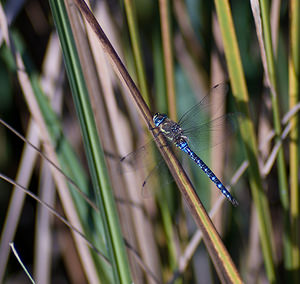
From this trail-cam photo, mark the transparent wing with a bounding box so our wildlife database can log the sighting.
[141,160,173,198]
[119,135,170,171]
[178,82,229,129]
[120,137,178,197]
[182,113,239,152]
[119,141,153,173]
[177,82,239,153]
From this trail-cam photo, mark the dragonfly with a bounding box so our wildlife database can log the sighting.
[122,83,239,206]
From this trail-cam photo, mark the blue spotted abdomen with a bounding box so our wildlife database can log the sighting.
[175,138,238,206]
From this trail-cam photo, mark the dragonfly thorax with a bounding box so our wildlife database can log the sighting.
[153,114,185,142]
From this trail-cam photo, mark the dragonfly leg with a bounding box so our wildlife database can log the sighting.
[152,130,170,148]
[149,125,158,131]
[153,130,163,139]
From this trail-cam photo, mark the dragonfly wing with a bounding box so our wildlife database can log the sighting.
[178,82,229,129]
[183,113,239,153]
[120,136,175,197]
[142,158,181,198]
[119,139,156,173]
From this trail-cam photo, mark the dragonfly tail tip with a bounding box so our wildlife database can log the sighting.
[231,198,239,207]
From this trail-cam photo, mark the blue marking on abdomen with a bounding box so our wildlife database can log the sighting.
[176,140,238,206]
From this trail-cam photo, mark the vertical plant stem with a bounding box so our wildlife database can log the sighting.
[289,0,300,281]
[214,0,276,282]
[259,0,291,269]
[124,0,150,104]
[159,0,177,120]
[50,1,132,283]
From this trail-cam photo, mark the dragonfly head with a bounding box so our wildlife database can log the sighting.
[153,113,167,127]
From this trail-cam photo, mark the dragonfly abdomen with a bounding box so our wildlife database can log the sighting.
[176,139,238,206]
